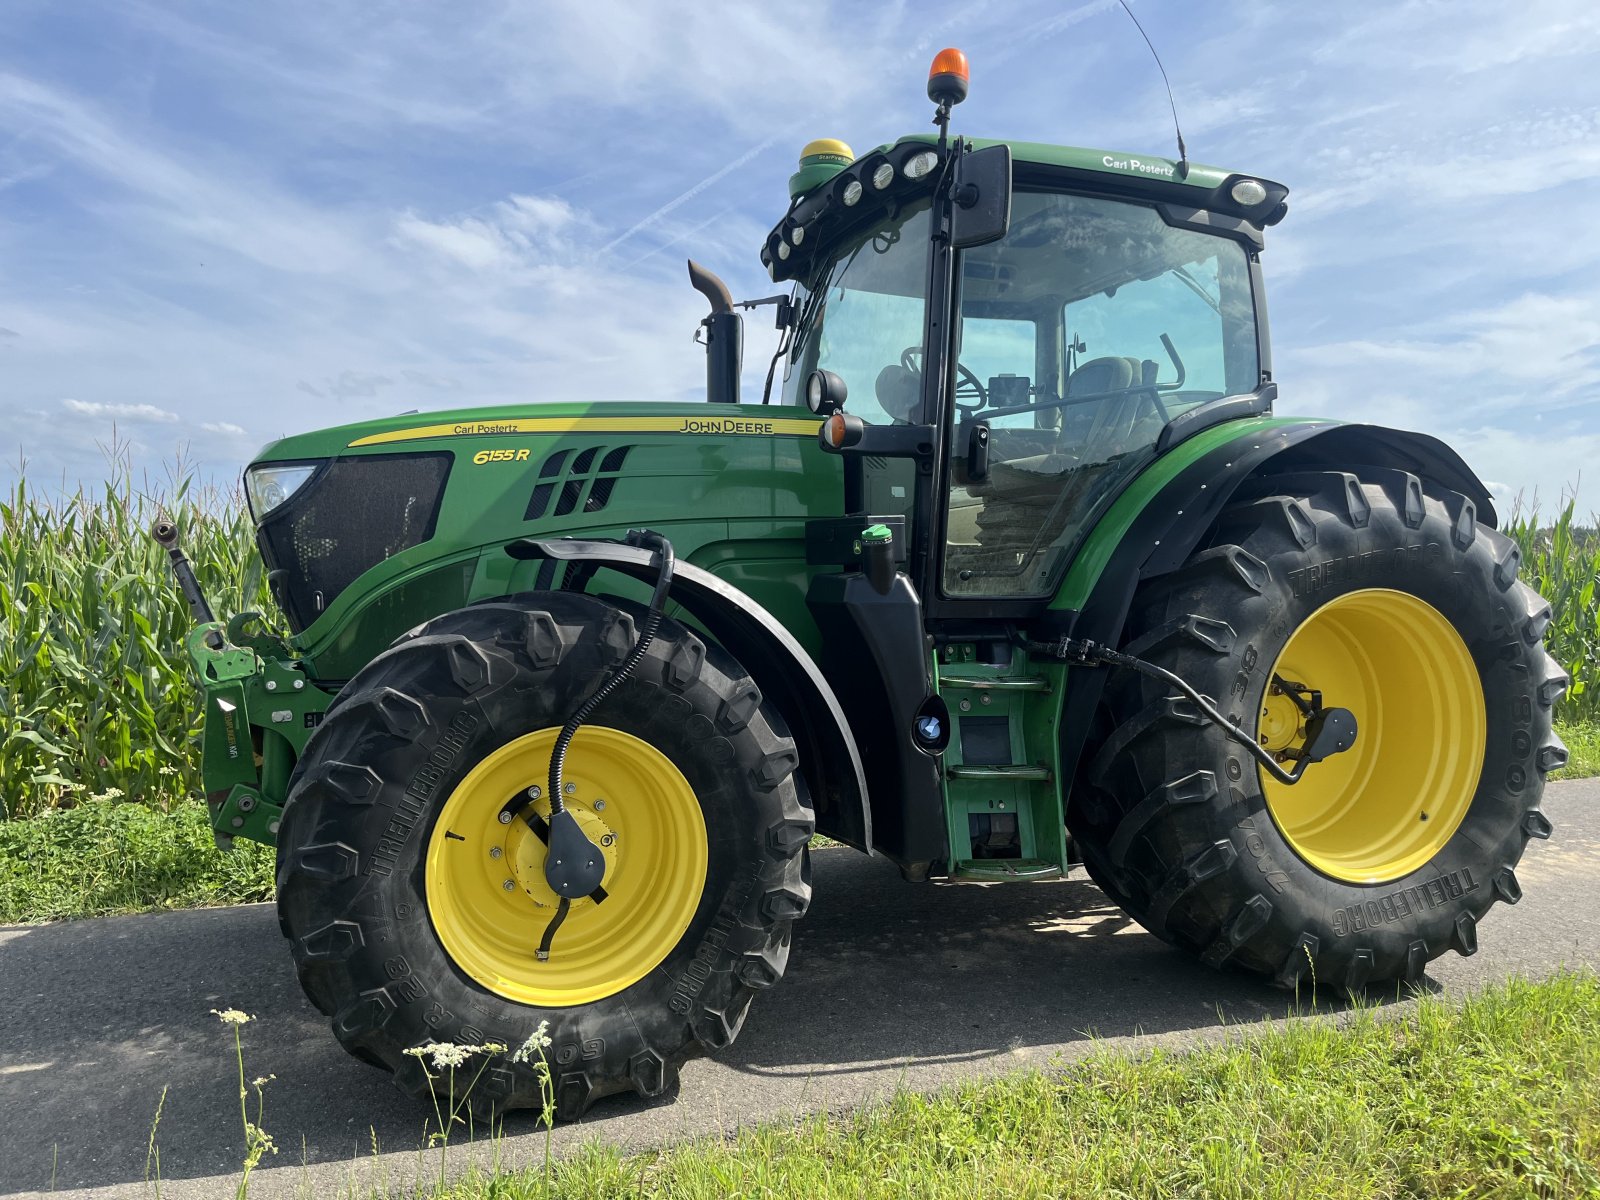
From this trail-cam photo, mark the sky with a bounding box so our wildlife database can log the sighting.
[2,0,1597,516]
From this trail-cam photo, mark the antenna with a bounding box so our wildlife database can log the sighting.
[1114,0,1188,178]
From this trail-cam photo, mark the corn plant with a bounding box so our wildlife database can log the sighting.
[0,457,272,818]
[1506,498,1600,724]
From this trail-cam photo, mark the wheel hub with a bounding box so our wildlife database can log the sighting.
[506,801,617,908]
[1258,689,1305,754]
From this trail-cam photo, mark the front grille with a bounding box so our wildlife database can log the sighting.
[257,452,451,633]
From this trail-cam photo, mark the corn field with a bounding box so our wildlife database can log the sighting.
[0,468,1596,821]
[0,466,272,819]
[1507,498,1600,726]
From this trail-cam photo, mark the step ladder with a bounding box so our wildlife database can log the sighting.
[936,654,1067,880]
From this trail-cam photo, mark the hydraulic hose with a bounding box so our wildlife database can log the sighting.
[545,531,675,819]
[1028,636,1355,785]
[533,532,676,960]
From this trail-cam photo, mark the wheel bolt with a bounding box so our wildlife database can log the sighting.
[498,811,513,825]
[564,782,576,796]
[526,786,542,800]
[503,880,515,891]
[489,847,502,859]
[594,799,606,811]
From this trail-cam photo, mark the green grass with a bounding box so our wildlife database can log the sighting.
[369,971,1600,1199]
[0,795,273,924]
[1554,721,1600,781]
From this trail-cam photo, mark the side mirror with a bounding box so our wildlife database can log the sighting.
[950,144,1011,250]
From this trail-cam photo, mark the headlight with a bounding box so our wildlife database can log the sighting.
[245,463,319,521]
[1230,179,1268,206]
[903,150,939,180]
[841,179,863,206]
[872,162,895,190]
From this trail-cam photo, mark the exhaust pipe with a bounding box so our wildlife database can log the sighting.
[687,259,742,405]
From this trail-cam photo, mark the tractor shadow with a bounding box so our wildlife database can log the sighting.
[716,845,1422,1086]
[0,849,1417,1197]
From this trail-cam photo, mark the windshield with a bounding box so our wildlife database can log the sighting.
[945,190,1259,598]
[781,199,932,425]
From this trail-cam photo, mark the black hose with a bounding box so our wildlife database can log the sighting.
[1028,636,1329,786]
[546,532,676,818]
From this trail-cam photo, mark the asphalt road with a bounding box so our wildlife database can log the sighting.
[3,778,1597,1199]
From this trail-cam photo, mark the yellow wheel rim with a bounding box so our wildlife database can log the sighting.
[425,726,707,1006]
[1260,588,1485,884]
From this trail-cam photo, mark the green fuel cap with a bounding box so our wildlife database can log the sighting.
[861,524,893,543]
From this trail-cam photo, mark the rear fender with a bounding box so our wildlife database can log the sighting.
[1056,421,1495,790]
[508,537,872,853]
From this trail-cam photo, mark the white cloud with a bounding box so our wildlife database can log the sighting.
[395,194,590,272]
[61,399,179,423]
[201,422,247,435]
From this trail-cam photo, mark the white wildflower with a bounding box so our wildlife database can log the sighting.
[404,1041,503,1071]
[211,1008,254,1026]
[511,1020,552,1065]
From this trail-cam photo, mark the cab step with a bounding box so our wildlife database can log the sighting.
[939,676,1051,692]
[952,858,1063,881]
[946,763,1052,781]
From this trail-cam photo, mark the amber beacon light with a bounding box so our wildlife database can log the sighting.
[927,47,970,106]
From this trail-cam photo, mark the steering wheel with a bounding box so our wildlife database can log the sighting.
[900,347,988,417]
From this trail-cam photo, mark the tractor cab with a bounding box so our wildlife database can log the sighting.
[755,52,1287,616]
[776,176,1266,601]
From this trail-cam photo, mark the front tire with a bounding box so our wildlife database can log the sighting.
[276,592,813,1118]
[1070,469,1569,993]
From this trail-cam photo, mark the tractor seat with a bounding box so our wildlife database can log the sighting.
[964,356,1158,555]
[1068,355,1149,399]
[875,364,921,424]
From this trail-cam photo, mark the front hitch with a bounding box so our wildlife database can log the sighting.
[150,520,334,848]
[152,520,222,643]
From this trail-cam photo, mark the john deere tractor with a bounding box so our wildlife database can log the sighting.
[158,49,1568,1119]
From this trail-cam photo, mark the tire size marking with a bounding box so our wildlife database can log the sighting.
[670,863,761,1015]
[367,711,480,878]
[1235,814,1290,894]
[1287,543,1441,599]
[1231,644,1260,702]
[1330,867,1479,937]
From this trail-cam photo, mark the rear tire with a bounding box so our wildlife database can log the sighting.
[1069,469,1568,993]
[276,591,813,1118]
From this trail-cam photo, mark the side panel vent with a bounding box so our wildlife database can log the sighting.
[525,446,633,521]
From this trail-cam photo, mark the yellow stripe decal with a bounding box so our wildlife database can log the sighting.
[348,415,823,448]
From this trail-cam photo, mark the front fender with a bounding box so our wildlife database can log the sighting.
[507,537,872,853]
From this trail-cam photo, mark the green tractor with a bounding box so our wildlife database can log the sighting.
[158,49,1567,1119]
